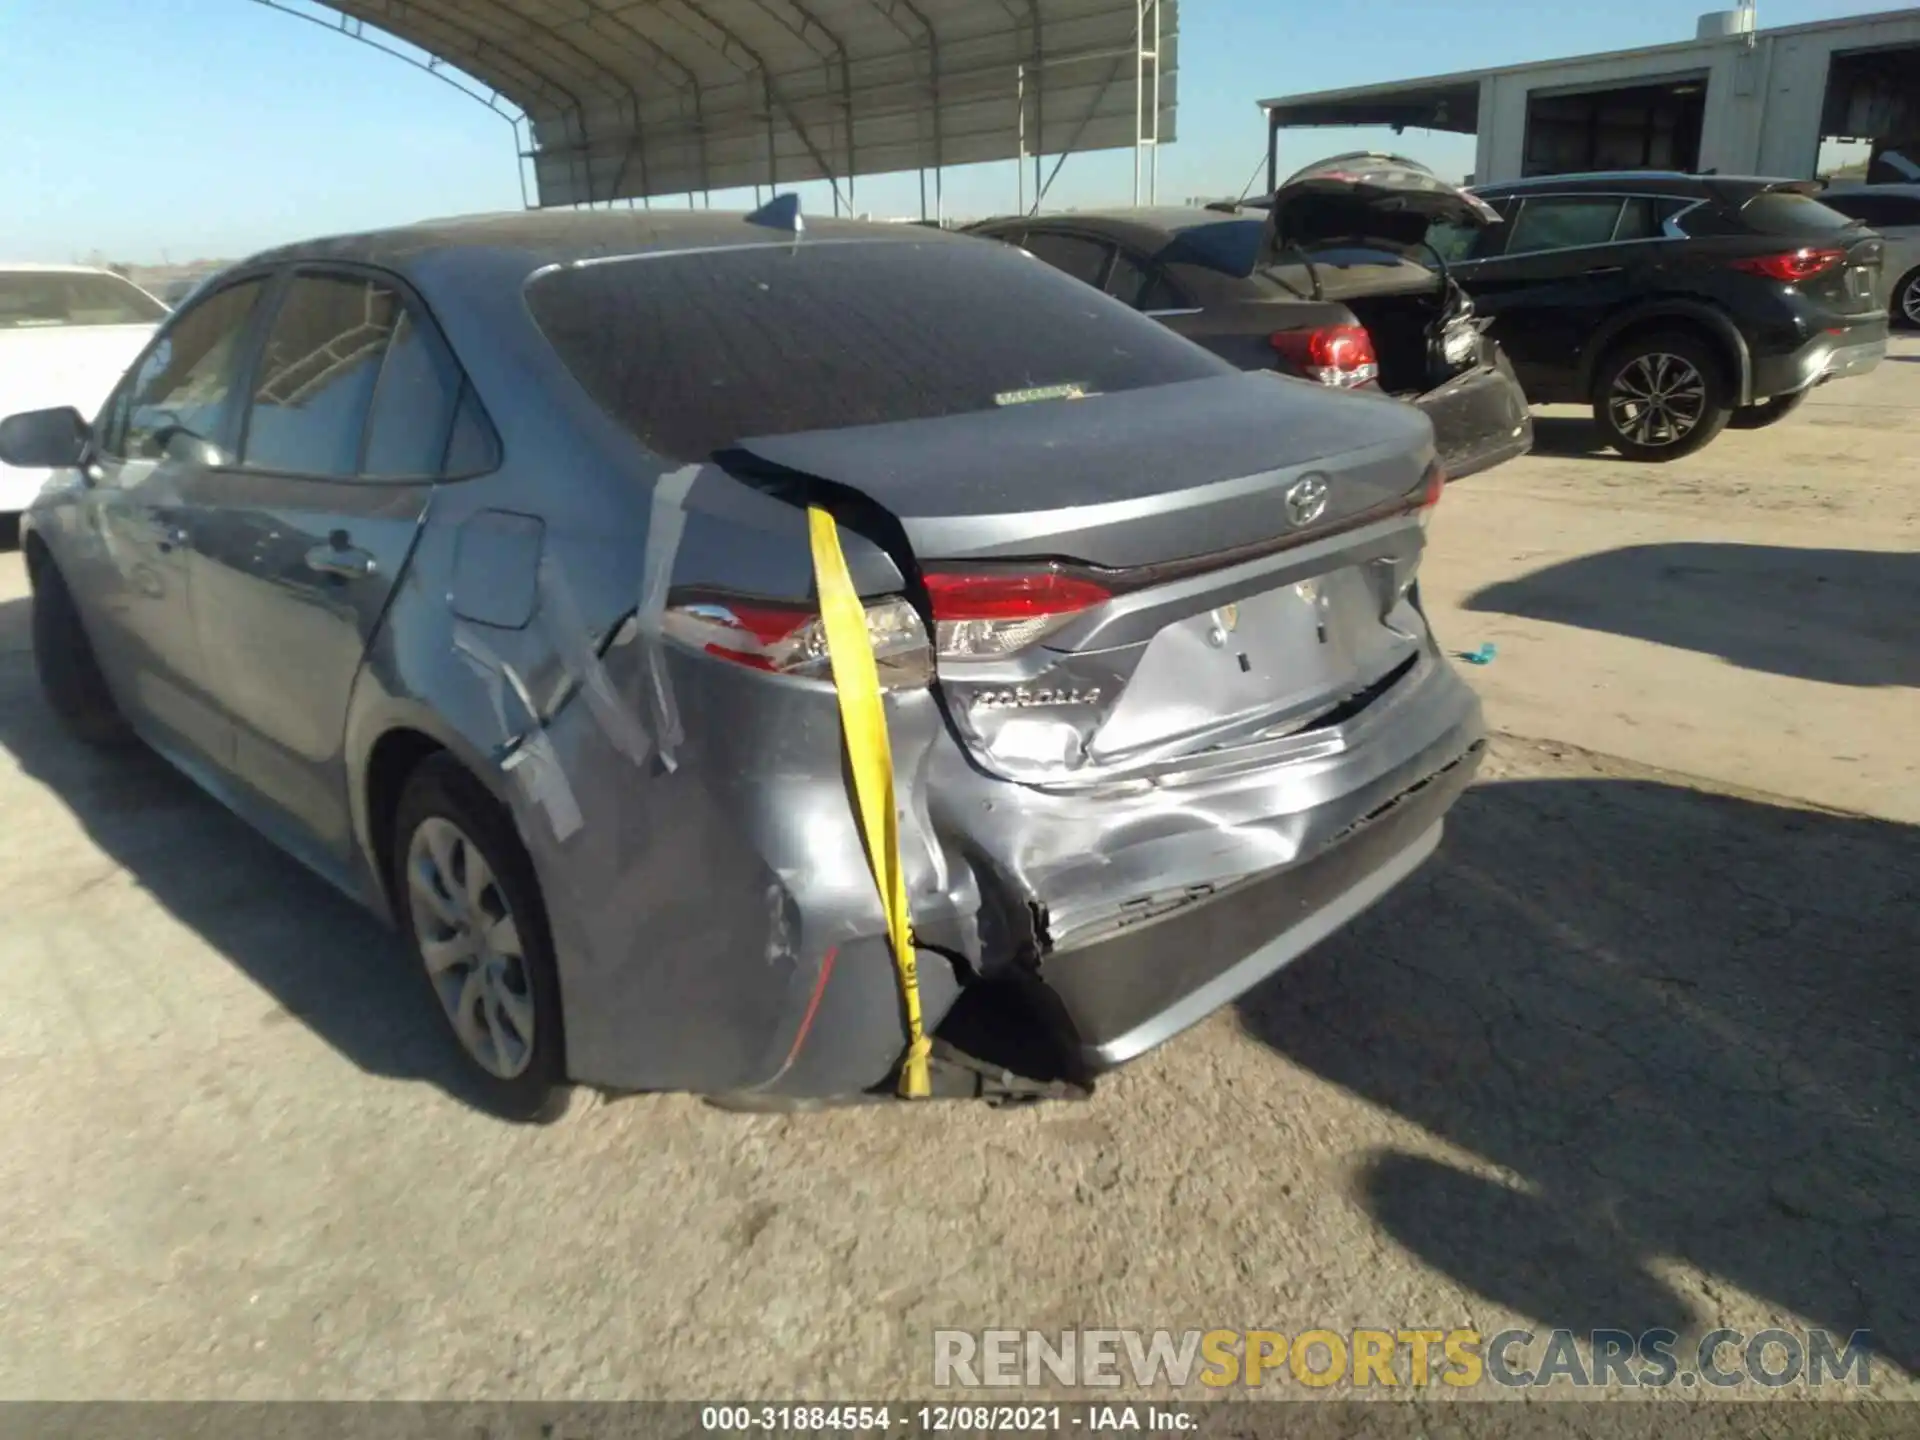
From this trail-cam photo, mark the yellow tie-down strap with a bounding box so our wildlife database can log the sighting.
[808,506,933,1099]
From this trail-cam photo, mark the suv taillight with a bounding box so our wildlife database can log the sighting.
[1728,248,1845,283]
[1271,324,1381,388]
[924,569,1112,660]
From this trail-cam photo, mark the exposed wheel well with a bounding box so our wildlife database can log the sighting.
[365,727,447,911]
[1592,314,1741,400]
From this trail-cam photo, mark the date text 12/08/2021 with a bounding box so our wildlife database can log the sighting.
[700,1405,1188,1433]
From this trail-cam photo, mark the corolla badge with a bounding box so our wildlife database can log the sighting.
[1285,473,1330,527]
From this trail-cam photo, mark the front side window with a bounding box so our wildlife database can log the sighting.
[525,237,1227,465]
[242,275,400,477]
[0,270,168,331]
[1505,197,1628,254]
[108,279,268,461]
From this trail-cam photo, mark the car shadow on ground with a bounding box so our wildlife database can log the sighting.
[1463,543,1920,688]
[1526,416,1618,461]
[0,596,508,1116]
[1236,765,1920,1371]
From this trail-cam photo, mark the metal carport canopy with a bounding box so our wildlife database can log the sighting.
[314,0,1179,211]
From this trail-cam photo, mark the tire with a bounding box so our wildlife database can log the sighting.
[1893,267,1920,332]
[390,753,570,1123]
[1728,386,1812,430]
[28,552,134,747]
[1590,330,1734,463]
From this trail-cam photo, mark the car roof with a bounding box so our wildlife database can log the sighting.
[970,206,1257,247]
[237,208,975,285]
[1471,172,1797,199]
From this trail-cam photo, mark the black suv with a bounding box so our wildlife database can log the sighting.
[1431,170,1888,460]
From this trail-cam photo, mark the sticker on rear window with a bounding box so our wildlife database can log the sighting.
[993,382,1092,407]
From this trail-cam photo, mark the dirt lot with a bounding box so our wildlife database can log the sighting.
[2,338,1916,1402]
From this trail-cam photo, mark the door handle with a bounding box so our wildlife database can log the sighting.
[305,543,378,579]
[1585,266,1624,277]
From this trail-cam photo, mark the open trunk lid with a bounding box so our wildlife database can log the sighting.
[1264,152,1504,259]
[733,372,1441,785]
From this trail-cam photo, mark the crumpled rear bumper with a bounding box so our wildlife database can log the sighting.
[1046,726,1483,1068]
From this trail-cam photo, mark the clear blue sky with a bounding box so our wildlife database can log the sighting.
[0,0,1891,263]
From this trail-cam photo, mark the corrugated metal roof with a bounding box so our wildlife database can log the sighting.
[320,0,1178,208]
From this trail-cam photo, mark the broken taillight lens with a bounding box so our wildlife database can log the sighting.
[664,595,933,689]
[923,569,1112,661]
[1728,248,1845,283]
[1270,323,1381,388]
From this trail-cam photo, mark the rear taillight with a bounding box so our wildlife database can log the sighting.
[1728,248,1845,283]
[1271,324,1381,388]
[1416,460,1445,529]
[664,595,933,689]
[923,569,1112,660]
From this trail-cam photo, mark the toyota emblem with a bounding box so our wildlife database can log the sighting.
[1285,474,1330,527]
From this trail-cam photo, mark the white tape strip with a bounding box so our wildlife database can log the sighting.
[634,462,700,772]
[452,622,584,842]
[536,555,655,769]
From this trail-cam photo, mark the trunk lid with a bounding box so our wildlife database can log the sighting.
[1263,153,1504,259]
[733,372,1441,784]
[734,371,1433,571]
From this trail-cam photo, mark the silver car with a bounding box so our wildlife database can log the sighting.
[2,210,1485,1118]
[1819,183,1920,328]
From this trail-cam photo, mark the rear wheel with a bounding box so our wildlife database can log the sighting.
[28,551,133,747]
[391,754,570,1123]
[1894,267,1920,331]
[1591,331,1732,462]
[1729,386,1812,430]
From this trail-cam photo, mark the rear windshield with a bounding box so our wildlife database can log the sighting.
[526,238,1226,462]
[1164,218,1264,275]
[0,271,168,330]
[1738,192,1863,236]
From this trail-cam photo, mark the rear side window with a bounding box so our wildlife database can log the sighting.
[1107,251,1187,310]
[525,239,1227,464]
[1738,192,1862,236]
[243,275,399,477]
[360,310,463,477]
[1020,232,1114,288]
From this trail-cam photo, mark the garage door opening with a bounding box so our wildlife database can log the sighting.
[1521,75,1708,178]
[1819,43,1920,184]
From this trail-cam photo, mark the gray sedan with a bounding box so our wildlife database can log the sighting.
[2,209,1485,1118]
[1820,183,1920,327]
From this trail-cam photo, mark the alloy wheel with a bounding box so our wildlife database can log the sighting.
[406,816,536,1079]
[1607,352,1708,449]
[1903,274,1920,328]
